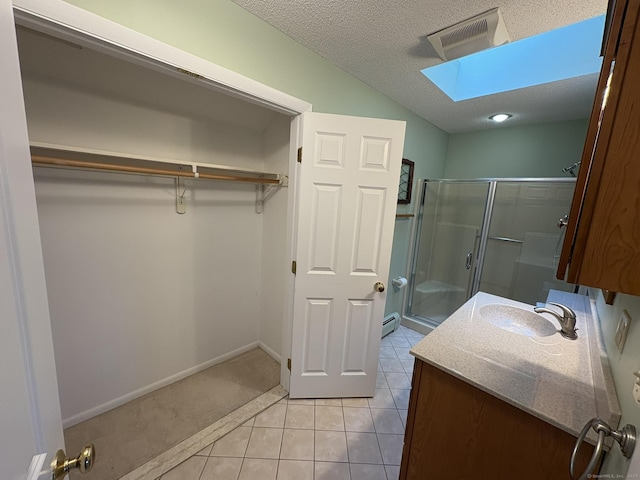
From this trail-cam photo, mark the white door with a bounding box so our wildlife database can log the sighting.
[289,112,406,398]
[1,0,66,478]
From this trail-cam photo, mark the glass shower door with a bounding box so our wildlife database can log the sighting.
[408,181,489,327]
[478,181,575,305]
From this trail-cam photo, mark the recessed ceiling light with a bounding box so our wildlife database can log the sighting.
[489,113,512,122]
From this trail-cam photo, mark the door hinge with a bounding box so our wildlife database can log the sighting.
[297,147,302,163]
[287,358,291,370]
[292,260,297,275]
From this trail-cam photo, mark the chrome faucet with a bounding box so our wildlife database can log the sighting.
[534,302,578,340]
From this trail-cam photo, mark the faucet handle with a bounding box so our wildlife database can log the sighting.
[549,302,576,319]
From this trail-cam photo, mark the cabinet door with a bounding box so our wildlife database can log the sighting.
[557,0,640,295]
[400,361,596,480]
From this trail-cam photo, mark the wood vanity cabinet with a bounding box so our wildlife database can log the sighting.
[557,0,640,296]
[399,360,596,480]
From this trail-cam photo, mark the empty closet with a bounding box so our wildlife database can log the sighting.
[19,22,296,429]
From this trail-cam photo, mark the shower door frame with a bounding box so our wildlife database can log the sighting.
[403,177,577,331]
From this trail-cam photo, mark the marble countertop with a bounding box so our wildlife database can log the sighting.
[410,290,620,445]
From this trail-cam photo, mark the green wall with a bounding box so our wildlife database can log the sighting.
[445,119,589,178]
[60,0,449,317]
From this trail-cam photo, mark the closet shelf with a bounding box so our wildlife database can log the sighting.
[30,144,284,186]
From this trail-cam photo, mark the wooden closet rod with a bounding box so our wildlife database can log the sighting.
[31,155,281,185]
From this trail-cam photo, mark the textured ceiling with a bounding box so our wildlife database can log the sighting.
[231,0,608,133]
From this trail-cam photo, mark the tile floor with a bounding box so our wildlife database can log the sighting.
[160,325,425,480]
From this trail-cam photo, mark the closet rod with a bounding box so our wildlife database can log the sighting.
[31,155,280,185]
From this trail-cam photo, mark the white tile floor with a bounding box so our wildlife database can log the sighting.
[160,325,425,480]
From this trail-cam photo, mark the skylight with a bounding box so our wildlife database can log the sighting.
[421,15,605,102]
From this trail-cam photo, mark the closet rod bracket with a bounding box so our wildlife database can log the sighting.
[255,175,286,214]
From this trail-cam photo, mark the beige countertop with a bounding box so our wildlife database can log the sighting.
[410,290,620,444]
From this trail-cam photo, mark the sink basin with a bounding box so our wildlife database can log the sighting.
[479,304,557,338]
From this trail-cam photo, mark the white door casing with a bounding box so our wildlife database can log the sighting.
[289,112,406,398]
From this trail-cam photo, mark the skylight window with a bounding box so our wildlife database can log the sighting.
[421,15,605,102]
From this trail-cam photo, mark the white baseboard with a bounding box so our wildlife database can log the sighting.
[257,341,281,363]
[62,341,262,428]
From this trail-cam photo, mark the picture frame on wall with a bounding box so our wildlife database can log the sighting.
[398,158,414,204]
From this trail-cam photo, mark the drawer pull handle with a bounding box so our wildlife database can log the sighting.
[570,418,636,480]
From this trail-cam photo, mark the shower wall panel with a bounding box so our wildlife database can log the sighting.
[480,181,576,305]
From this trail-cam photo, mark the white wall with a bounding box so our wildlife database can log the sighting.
[596,290,640,476]
[34,169,265,425]
[259,116,291,359]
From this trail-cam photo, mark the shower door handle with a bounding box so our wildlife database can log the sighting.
[465,252,473,270]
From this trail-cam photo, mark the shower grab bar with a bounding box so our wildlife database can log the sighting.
[488,236,523,244]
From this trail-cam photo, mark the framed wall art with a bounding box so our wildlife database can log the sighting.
[398,158,414,204]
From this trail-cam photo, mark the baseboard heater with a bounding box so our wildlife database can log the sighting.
[382,312,401,338]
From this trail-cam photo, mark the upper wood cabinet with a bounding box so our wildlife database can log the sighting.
[557,0,640,296]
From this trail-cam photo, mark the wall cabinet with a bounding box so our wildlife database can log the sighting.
[399,360,595,480]
[557,0,640,295]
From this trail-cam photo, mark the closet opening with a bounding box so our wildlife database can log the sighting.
[15,16,299,479]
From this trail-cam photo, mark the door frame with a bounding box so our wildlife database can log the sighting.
[7,0,312,458]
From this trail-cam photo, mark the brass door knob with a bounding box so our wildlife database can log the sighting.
[374,281,385,293]
[52,444,95,479]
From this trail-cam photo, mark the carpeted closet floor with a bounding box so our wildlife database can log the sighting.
[64,347,280,480]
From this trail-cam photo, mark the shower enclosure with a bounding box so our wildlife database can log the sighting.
[406,178,576,329]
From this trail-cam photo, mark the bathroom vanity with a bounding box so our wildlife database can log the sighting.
[399,291,620,479]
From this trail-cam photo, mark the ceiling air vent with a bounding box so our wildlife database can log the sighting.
[427,8,510,61]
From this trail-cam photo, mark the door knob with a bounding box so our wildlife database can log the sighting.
[52,444,95,479]
[374,281,385,292]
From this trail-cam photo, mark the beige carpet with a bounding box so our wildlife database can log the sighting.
[65,347,280,480]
